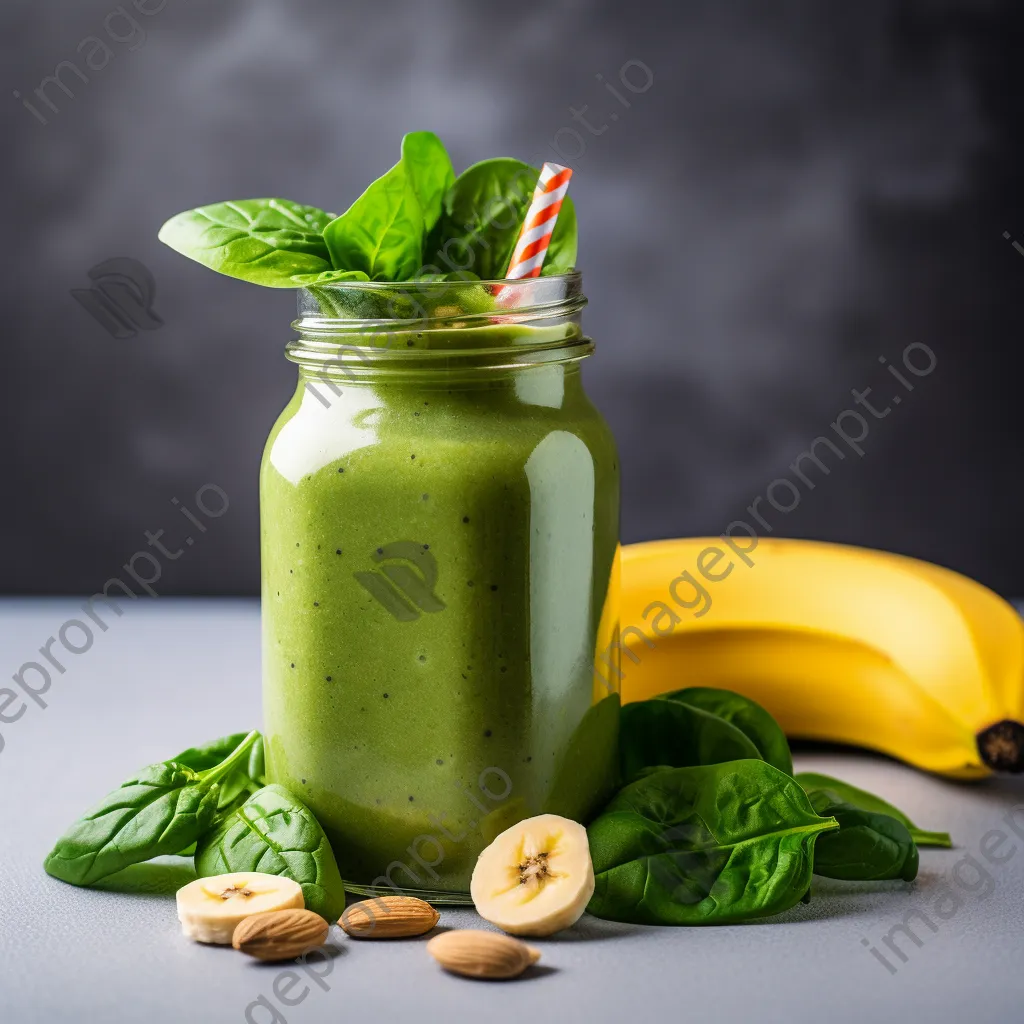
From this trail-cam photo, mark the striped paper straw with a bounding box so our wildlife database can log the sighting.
[504,162,573,279]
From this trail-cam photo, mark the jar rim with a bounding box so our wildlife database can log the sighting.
[299,270,581,290]
[294,271,584,327]
[297,270,581,294]
[289,272,589,375]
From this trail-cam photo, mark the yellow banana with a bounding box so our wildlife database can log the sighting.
[615,537,1024,779]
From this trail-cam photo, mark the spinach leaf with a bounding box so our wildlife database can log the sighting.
[290,269,371,286]
[586,760,837,925]
[171,732,263,777]
[401,131,455,235]
[172,731,265,812]
[805,792,919,881]
[158,199,333,286]
[167,731,265,857]
[195,784,346,920]
[290,271,374,321]
[245,736,266,788]
[662,688,793,775]
[44,732,260,886]
[410,271,481,282]
[795,772,951,847]
[620,698,761,781]
[323,161,425,281]
[430,158,577,279]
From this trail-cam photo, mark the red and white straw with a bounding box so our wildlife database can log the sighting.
[504,162,573,279]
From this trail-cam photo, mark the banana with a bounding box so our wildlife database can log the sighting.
[616,537,1024,779]
[176,872,304,944]
[470,814,595,936]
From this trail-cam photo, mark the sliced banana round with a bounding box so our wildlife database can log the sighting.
[176,872,304,944]
[470,813,595,937]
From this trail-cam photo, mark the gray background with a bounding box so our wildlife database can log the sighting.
[3,0,1024,597]
[3,600,1023,1024]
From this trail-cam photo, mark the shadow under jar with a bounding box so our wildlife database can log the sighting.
[261,274,620,902]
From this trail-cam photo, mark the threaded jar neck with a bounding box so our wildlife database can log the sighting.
[288,273,590,379]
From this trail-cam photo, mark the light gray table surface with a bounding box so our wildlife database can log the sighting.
[2,598,1022,1024]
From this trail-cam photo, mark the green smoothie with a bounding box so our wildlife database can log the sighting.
[157,130,621,898]
[260,313,620,896]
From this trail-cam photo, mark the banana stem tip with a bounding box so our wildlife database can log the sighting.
[977,720,1024,773]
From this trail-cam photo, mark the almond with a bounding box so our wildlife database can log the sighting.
[232,909,329,961]
[426,929,540,979]
[340,895,440,939]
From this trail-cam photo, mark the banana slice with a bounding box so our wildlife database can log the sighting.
[176,872,304,944]
[470,813,595,937]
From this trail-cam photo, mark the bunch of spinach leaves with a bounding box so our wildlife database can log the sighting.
[44,730,263,886]
[43,730,346,921]
[588,687,953,924]
[158,132,577,289]
[45,690,952,930]
[588,759,839,924]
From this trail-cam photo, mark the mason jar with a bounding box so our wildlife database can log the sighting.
[261,274,620,900]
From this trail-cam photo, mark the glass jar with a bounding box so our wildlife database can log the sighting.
[261,274,620,900]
